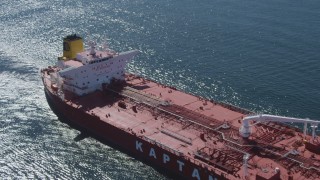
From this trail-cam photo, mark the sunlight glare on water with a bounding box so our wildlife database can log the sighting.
[0,0,319,179]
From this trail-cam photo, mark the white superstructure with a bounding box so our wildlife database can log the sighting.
[49,35,139,97]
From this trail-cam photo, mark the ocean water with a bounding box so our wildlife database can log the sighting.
[0,0,319,179]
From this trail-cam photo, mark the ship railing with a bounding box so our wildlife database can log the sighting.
[160,129,192,145]
[106,86,164,107]
[142,136,182,156]
[155,104,226,132]
[106,85,234,139]
[143,136,229,177]
[156,106,217,129]
[188,152,229,177]
[156,107,184,120]
[216,101,252,115]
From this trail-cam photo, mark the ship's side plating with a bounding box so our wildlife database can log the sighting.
[50,34,139,97]
[41,34,320,180]
[44,84,222,180]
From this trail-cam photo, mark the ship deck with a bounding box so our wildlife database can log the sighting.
[42,71,320,180]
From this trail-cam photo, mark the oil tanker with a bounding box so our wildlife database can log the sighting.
[41,34,320,180]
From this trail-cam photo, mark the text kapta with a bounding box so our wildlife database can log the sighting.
[135,140,217,180]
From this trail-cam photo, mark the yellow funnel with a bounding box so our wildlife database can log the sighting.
[62,34,84,60]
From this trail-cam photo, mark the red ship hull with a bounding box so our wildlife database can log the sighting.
[44,88,225,180]
[41,34,320,180]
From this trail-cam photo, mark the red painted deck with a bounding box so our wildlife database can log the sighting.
[42,69,320,180]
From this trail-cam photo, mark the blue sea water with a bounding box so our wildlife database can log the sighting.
[0,0,319,179]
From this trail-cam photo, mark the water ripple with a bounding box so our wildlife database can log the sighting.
[0,0,319,179]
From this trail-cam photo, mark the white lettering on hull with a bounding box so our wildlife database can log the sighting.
[192,168,200,180]
[136,141,143,152]
[209,175,217,180]
[163,154,170,163]
[177,160,185,172]
[149,148,157,159]
[135,140,217,180]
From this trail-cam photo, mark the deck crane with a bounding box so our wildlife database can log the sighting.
[239,114,319,140]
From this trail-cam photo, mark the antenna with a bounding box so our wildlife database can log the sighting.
[88,41,97,56]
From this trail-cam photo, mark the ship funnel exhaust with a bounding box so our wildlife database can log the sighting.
[62,34,84,59]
